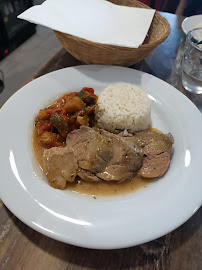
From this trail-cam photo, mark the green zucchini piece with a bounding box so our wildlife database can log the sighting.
[78,89,96,105]
[50,112,69,138]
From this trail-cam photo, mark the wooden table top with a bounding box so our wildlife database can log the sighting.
[0,12,201,270]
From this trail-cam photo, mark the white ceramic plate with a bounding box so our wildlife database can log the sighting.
[182,14,202,34]
[0,65,202,250]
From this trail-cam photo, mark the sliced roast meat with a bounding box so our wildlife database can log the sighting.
[97,129,143,181]
[43,126,143,188]
[67,127,143,181]
[43,147,78,189]
[77,168,100,182]
[124,131,174,156]
[42,127,174,189]
[138,152,171,178]
[97,165,134,181]
[124,130,174,178]
[66,127,113,174]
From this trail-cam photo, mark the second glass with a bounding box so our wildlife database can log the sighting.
[182,28,202,94]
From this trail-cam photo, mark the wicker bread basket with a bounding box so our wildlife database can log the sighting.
[54,0,170,66]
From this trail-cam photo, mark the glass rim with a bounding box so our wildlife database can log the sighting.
[186,27,202,51]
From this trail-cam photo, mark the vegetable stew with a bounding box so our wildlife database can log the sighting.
[34,87,98,148]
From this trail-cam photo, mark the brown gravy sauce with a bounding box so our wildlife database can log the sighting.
[32,126,161,197]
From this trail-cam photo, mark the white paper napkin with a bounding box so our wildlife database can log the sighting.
[18,0,155,48]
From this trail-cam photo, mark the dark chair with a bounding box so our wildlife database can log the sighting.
[0,69,4,93]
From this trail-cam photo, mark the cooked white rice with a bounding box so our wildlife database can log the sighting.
[95,83,151,133]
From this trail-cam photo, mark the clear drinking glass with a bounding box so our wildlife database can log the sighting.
[182,28,202,94]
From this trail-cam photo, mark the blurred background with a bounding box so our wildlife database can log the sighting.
[140,0,202,16]
[0,0,61,106]
[0,0,201,107]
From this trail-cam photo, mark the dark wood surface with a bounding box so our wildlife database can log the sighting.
[0,12,201,270]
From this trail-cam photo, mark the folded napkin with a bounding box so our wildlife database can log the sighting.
[18,0,155,48]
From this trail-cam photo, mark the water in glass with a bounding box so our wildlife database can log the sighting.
[182,28,202,94]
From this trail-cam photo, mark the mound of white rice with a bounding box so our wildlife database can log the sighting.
[96,83,151,133]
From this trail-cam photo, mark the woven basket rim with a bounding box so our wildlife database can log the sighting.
[54,0,171,66]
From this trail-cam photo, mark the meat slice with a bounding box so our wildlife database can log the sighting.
[124,131,174,156]
[43,147,78,189]
[97,129,143,181]
[66,127,113,174]
[67,127,143,182]
[77,168,100,182]
[124,130,174,178]
[138,152,171,178]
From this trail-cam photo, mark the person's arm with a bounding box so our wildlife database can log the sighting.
[175,0,189,16]
[161,0,180,14]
